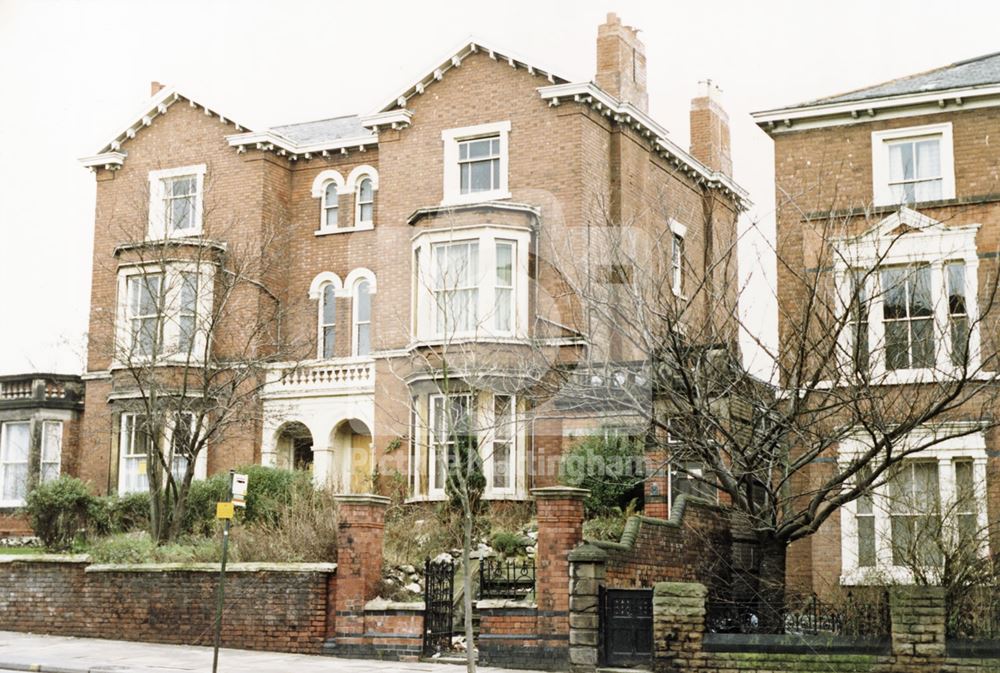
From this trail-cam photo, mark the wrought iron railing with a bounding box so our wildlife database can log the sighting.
[706,592,890,637]
[948,587,1000,640]
[479,557,535,600]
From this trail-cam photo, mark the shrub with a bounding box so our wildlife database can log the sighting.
[236,465,312,525]
[559,434,645,515]
[87,532,158,563]
[181,474,230,536]
[230,485,338,562]
[24,477,104,550]
[582,499,638,542]
[491,530,530,557]
[105,492,151,534]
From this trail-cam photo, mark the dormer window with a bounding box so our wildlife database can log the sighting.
[871,123,955,207]
[148,165,206,239]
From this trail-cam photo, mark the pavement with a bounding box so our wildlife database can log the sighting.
[0,631,549,673]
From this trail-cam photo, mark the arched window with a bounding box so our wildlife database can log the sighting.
[323,182,339,230]
[320,283,337,358]
[353,279,372,356]
[356,177,374,226]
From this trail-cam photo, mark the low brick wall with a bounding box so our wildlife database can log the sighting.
[653,582,1000,673]
[598,496,732,591]
[478,600,569,671]
[325,598,424,661]
[0,556,335,653]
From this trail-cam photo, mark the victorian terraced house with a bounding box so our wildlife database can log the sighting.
[754,52,1000,594]
[73,15,747,508]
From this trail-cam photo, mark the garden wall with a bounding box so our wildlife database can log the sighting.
[0,556,334,653]
[654,582,1000,673]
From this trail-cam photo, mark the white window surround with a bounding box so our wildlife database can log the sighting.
[311,168,379,235]
[423,391,523,500]
[871,123,955,207]
[833,208,983,384]
[441,121,511,206]
[308,270,377,359]
[114,263,215,367]
[412,224,530,342]
[669,219,687,297]
[117,412,208,495]
[40,420,62,483]
[148,164,207,240]
[0,421,30,508]
[838,423,989,585]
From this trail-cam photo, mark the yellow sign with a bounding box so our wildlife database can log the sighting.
[216,502,234,520]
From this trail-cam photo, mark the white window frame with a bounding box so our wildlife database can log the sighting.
[669,219,687,296]
[319,281,338,359]
[441,121,511,206]
[0,421,31,507]
[428,392,473,497]
[148,164,207,239]
[114,263,215,367]
[40,420,63,484]
[871,123,955,207]
[118,411,207,495]
[412,225,530,343]
[839,425,989,585]
[352,278,373,357]
[833,209,982,384]
[355,177,375,228]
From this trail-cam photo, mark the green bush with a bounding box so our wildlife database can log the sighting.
[181,474,230,536]
[105,492,151,533]
[237,465,312,525]
[559,434,645,515]
[87,532,158,563]
[24,477,104,550]
[491,530,530,557]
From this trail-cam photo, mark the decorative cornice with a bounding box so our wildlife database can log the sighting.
[538,82,751,209]
[406,200,541,226]
[79,152,126,171]
[360,109,413,132]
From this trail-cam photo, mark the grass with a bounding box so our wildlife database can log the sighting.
[0,546,46,556]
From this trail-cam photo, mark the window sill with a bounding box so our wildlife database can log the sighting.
[408,335,528,349]
[440,190,512,207]
[314,223,374,237]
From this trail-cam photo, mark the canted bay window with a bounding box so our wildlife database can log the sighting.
[118,411,205,495]
[423,391,522,498]
[40,420,63,483]
[148,165,206,239]
[413,226,530,341]
[835,208,980,380]
[840,427,988,583]
[116,265,213,364]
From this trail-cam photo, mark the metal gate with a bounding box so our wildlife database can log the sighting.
[601,588,653,667]
[423,557,455,655]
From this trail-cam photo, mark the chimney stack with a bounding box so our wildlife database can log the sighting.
[689,81,732,177]
[151,81,165,97]
[595,12,648,113]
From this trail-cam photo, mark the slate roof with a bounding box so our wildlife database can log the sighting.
[270,115,369,144]
[795,51,1000,108]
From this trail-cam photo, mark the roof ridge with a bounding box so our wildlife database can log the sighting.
[272,113,361,129]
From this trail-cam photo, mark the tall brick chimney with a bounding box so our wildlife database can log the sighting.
[690,81,732,176]
[595,12,648,113]
[151,81,165,97]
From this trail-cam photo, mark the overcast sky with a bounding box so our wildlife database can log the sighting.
[1,0,998,376]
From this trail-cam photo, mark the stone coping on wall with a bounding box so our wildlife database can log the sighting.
[85,561,337,573]
[364,598,425,611]
[477,599,539,609]
[0,554,90,564]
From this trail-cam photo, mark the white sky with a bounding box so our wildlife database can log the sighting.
[1,0,998,376]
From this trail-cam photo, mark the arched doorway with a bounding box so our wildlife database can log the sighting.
[275,421,314,473]
[331,419,373,493]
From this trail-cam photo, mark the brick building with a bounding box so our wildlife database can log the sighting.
[754,53,1000,594]
[76,14,747,508]
[0,374,83,533]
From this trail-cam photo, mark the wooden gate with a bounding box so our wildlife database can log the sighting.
[601,587,653,667]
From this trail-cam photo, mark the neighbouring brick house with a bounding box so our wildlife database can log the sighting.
[754,53,1000,595]
[75,14,747,513]
[0,374,84,533]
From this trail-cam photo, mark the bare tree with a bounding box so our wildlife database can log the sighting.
[527,195,1000,625]
[91,166,309,541]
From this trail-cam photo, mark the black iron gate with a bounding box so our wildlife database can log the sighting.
[601,587,653,667]
[423,556,455,655]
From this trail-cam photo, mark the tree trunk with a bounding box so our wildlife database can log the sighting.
[755,536,788,633]
[462,504,476,673]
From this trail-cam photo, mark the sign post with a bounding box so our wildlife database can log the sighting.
[211,470,247,673]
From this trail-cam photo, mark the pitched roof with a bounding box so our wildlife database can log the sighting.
[270,115,368,145]
[793,51,1000,109]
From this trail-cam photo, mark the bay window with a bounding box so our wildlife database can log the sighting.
[117,265,213,364]
[118,411,205,495]
[40,420,63,483]
[0,422,29,507]
[840,426,989,583]
[835,208,980,380]
[413,225,530,341]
